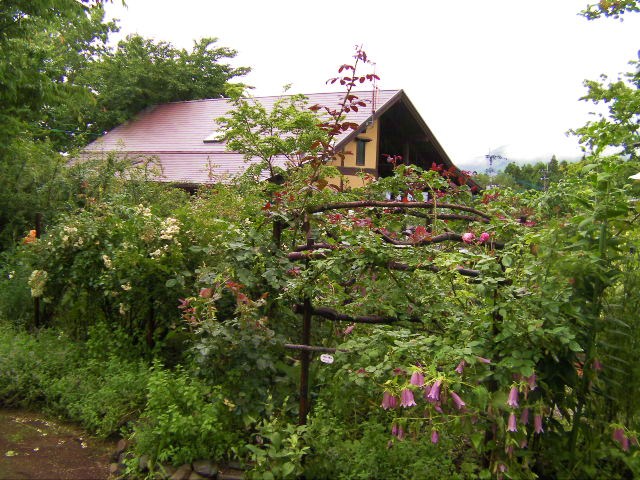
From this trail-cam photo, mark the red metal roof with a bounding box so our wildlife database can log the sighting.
[81,90,431,184]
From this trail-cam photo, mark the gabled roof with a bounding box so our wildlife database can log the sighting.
[82,89,460,185]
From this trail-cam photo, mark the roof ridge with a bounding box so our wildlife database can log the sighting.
[162,89,402,106]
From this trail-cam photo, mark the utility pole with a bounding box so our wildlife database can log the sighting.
[485,152,508,186]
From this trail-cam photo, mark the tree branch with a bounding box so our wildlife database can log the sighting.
[375,229,504,249]
[284,343,349,353]
[293,304,423,325]
[306,200,491,219]
[286,247,508,282]
[403,210,489,224]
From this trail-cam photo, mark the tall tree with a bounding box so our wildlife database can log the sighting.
[0,0,114,144]
[0,0,115,247]
[73,34,250,143]
[571,64,640,159]
[571,1,639,159]
[0,2,249,249]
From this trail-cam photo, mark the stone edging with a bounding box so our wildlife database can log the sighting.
[109,439,245,480]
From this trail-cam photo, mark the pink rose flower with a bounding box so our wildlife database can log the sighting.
[461,232,476,244]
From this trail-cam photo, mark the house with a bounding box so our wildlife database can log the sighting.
[82,89,475,190]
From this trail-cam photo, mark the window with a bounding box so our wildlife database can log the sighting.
[356,137,371,166]
[203,131,223,143]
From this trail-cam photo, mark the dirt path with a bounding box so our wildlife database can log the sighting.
[0,410,116,480]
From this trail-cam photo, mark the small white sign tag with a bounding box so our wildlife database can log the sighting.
[320,354,334,364]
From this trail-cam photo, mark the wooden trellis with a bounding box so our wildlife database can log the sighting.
[276,199,504,425]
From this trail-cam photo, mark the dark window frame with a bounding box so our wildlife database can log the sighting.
[356,137,371,166]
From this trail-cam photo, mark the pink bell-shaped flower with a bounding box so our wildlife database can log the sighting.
[400,388,417,408]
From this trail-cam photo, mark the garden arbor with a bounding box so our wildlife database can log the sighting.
[269,182,502,424]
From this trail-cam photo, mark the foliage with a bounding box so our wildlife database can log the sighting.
[0,324,77,407]
[474,156,571,191]
[304,403,466,480]
[75,34,249,141]
[48,355,148,437]
[132,363,242,466]
[2,157,195,351]
[0,323,149,437]
[194,45,640,478]
[0,0,114,249]
[190,309,298,421]
[20,193,195,350]
[0,0,114,146]
[0,2,248,252]
[535,157,640,477]
[582,0,640,19]
[571,62,640,159]
[0,249,36,326]
[245,415,308,480]
[216,90,329,179]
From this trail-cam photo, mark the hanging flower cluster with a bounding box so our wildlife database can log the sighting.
[28,269,48,298]
[378,360,562,475]
[611,426,639,452]
[501,373,546,457]
[380,364,473,444]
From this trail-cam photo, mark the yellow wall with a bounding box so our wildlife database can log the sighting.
[328,119,379,189]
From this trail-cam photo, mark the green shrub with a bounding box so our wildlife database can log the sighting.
[20,200,197,352]
[303,403,470,480]
[0,325,79,406]
[245,416,308,480]
[47,356,148,437]
[0,324,150,437]
[0,250,35,327]
[133,363,242,466]
[191,314,297,421]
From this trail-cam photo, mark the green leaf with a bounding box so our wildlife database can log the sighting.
[518,365,535,377]
[479,469,492,479]
[470,432,484,452]
[578,216,594,229]
[269,431,282,449]
[281,462,296,477]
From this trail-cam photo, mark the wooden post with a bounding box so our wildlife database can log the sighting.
[35,213,42,238]
[298,214,314,425]
[403,142,411,165]
[298,297,312,425]
[273,220,283,248]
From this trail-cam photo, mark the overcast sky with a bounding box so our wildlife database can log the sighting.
[104,0,640,171]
